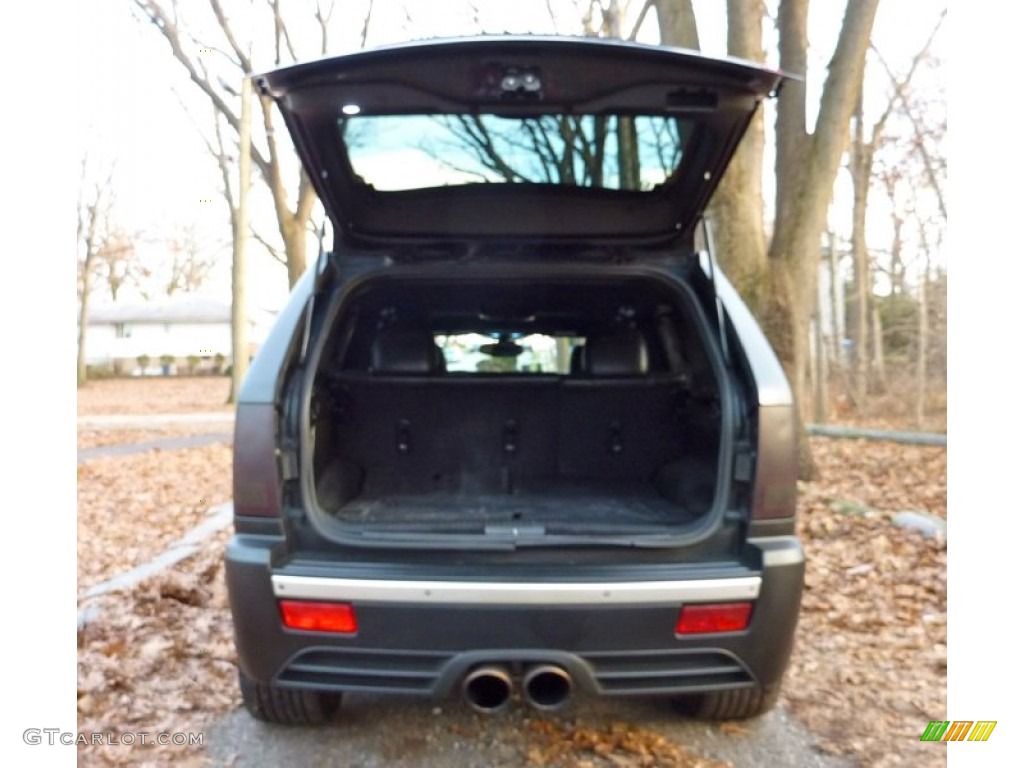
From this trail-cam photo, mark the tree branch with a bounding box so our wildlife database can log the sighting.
[867,9,946,151]
[212,108,237,227]
[358,0,374,49]
[313,0,331,56]
[296,168,318,228]
[209,0,252,72]
[257,93,294,233]
[269,0,299,63]
[871,16,947,219]
[627,0,655,41]
[132,0,272,180]
[250,226,288,266]
[172,86,223,164]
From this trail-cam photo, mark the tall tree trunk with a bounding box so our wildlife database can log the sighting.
[851,89,870,406]
[256,93,316,287]
[773,0,809,234]
[230,75,253,405]
[616,118,641,190]
[707,0,768,313]
[282,211,311,287]
[606,0,624,37]
[889,209,905,295]
[133,0,332,290]
[828,231,844,366]
[871,301,886,391]
[653,0,700,49]
[655,0,769,311]
[763,0,880,479]
[813,284,829,423]
[915,222,930,430]
[77,259,94,388]
[77,170,103,387]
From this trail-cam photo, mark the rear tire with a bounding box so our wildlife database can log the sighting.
[674,682,780,720]
[238,669,342,725]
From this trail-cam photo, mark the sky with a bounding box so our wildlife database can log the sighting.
[16,5,1019,765]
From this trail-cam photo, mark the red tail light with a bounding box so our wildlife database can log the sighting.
[279,600,358,633]
[675,602,752,634]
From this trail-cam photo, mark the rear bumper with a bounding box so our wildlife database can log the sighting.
[225,535,803,698]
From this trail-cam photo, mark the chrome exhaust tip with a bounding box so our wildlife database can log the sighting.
[462,665,514,714]
[522,664,573,711]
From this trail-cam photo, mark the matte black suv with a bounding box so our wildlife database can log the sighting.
[227,36,802,725]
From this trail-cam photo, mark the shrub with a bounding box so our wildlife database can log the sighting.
[85,364,115,381]
[214,352,227,375]
[187,354,201,375]
[137,354,150,373]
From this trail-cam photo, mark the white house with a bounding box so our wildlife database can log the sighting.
[85,294,274,374]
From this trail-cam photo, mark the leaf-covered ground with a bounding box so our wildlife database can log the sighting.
[77,529,238,766]
[77,444,232,592]
[785,438,946,768]
[76,424,946,767]
[77,377,233,416]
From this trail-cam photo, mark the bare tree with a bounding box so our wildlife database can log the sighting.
[131,0,367,287]
[655,0,879,476]
[92,229,139,302]
[230,68,253,405]
[759,0,880,477]
[657,1,770,313]
[653,0,699,48]
[849,90,872,405]
[881,170,907,295]
[848,11,946,405]
[542,0,656,41]
[656,1,772,314]
[915,217,932,430]
[713,0,768,310]
[77,157,117,386]
[164,224,219,296]
[875,53,947,223]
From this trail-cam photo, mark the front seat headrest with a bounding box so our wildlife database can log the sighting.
[370,327,444,374]
[584,329,649,376]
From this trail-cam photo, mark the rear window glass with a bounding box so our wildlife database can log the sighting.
[436,333,583,374]
[341,114,692,192]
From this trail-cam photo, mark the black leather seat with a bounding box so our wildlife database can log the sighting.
[370,327,446,374]
[584,329,649,376]
[569,344,586,375]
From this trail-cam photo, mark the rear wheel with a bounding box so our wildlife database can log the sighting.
[674,682,780,720]
[238,670,342,725]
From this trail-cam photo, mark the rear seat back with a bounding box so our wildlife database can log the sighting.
[329,373,560,495]
[558,327,685,480]
[328,326,690,493]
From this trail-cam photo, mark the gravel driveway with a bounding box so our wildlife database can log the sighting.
[205,693,853,767]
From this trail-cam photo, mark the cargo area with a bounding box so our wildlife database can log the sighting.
[305,272,729,537]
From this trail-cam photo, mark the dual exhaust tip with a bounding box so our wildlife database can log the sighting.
[463,664,572,714]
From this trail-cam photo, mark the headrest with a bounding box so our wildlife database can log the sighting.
[370,327,444,374]
[584,329,649,376]
[569,345,586,375]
